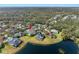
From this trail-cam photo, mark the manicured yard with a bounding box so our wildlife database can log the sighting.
[1,32,63,54]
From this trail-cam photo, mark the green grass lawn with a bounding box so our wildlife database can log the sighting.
[1,32,63,54]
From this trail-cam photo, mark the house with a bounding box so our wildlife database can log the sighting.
[8,37,22,47]
[48,29,58,38]
[32,26,38,31]
[7,37,13,42]
[15,23,26,30]
[0,22,7,28]
[24,29,36,36]
[53,15,61,20]
[3,34,8,40]
[14,32,23,38]
[70,36,76,41]
[62,15,69,20]
[0,43,2,48]
[70,15,77,20]
[27,24,32,29]
[9,28,18,35]
[35,32,45,41]
[0,36,4,48]
[50,29,58,35]
[23,23,36,36]
[62,15,77,20]
[15,24,22,29]
[34,24,42,30]
[44,29,50,35]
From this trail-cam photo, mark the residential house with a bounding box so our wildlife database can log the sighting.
[36,32,45,41]
[49,29,58,38]
[70,15,77,20]
[14,32,23,38]
[24,29,36,36]
[50,29,58,35]
[44,29,50,35]
[53,15,61,20]
[3,34,8,40]
[8,37,22,47]
[62,15,69,20]
[0,36,4,48]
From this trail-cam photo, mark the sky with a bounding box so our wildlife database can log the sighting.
[0,4,79,7]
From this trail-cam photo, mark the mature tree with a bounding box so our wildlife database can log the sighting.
[23,18,31,25]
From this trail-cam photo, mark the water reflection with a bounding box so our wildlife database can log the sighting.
[17,40,78,54]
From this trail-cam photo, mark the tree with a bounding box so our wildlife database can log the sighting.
[61,26,76,40]
[74,29,79,38]
[23,18,31,25]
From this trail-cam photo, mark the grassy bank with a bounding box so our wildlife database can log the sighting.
[1,32,63,54]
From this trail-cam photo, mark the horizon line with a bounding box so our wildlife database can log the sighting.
[0,4,79,7]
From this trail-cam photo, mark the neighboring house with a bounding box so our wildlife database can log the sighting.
[48,29,58,38]
[8,37,22,47]
[50,29,58,35]
[24,29,36,36]
[5,29,10,32]
[9,28,17,35]
[36,32,45,41]
[27,24,32,29]
[53,15,61,20]
[62,15,69,20]
[0,36,4,48]
[15,24,22,29]
[62,15,77,20]
[23,30,27,36]
[0,27,5,34]
[14,32,23,38]
[44,29,50,35]
[70,15,77,20]
[34,24,42,30]
[0,43,2,48]
[0,27,3,34]
[0,22,7,28]
[70,36,76,41]
[7,37,13,42]
[32,26,38,31]
[3,34,8,40]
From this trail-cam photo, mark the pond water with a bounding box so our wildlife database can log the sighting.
[17,40,78,54]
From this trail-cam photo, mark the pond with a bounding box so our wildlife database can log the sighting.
[17,40,78,54]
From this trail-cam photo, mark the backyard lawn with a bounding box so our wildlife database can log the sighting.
[1,32,63,54]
